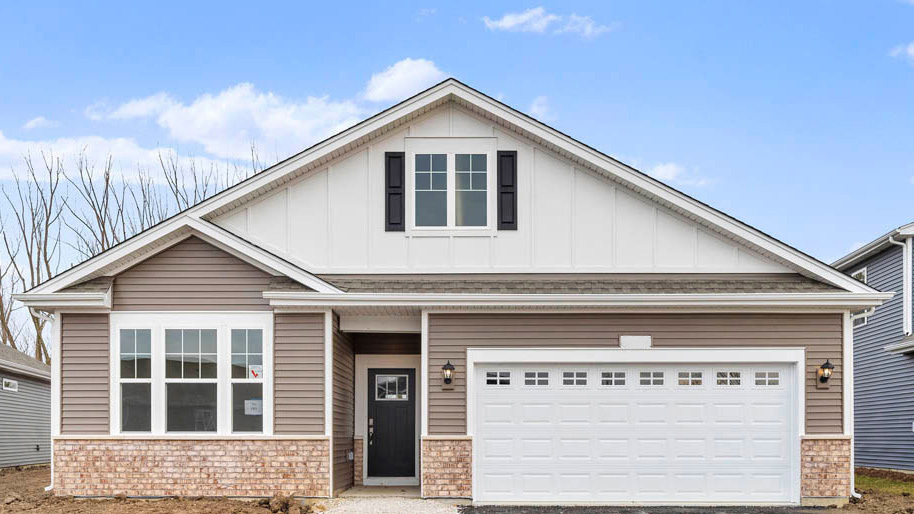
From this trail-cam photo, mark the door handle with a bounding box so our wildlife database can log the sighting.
[368,418,374,446]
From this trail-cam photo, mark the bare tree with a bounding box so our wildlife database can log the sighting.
[0,152,65,363]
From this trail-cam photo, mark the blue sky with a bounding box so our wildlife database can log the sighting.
[1,1,913,263]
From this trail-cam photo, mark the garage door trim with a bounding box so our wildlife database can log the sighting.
[466,347,805,505]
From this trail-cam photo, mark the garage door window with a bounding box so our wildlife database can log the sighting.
[755,371,780,386]
[562,371,587,386]
[639,371,663,385]
[524,371,548,386]
[717,371,741,386]
[486,371,510,385]
[678,371,702,386]
[601,371,625,386]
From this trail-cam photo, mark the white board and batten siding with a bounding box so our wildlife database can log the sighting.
[214,104,789,274]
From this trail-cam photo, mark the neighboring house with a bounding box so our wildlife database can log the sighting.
[14,79,890,506]
[0,344,51,468]
[833,223,914,471]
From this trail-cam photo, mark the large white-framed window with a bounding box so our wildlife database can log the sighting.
[405,137,496,234]
[110,312,273,436]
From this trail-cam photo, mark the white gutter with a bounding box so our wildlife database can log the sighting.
[263,291,893,309]
[0,357,51,381]
[13,290,111,310]
[888,236,911,335]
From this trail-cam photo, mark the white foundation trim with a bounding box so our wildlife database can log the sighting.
[354,354,421,486]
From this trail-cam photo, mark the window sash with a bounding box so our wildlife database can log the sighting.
[110,312,273,437]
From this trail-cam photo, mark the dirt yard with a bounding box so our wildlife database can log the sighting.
[1,466,913,513]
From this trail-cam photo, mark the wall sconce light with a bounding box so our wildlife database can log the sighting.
[442,361,455,385]
[818,360,834,383]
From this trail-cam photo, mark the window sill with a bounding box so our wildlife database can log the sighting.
[406,228,497,238]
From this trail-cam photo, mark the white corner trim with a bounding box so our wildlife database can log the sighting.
[843,311,853,436]
[324,311,333,438]
[420,311,429,438]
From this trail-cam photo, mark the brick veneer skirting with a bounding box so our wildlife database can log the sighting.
[421,437,471,498]
[53,438,330,497]
[353,438,363,486]
[801,437,851,498]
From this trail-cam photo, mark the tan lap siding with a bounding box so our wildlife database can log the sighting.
[427,313,843,435]
[274,313,325,435]
[112,236,274,311]
[60,313,109,434]
[332,315,355,493]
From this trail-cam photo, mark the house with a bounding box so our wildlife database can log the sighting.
[13,79,890,506]
[833,223,914,471]
[0,344,51,469]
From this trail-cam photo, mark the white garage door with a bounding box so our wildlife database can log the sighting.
[474,362,798,504]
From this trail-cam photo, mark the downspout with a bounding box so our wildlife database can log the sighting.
[29,307,56,492]
[888,236,911,335]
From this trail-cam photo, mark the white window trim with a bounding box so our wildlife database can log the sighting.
[404,137,497,236]
[2,378,18,392]
[109,311,274,437]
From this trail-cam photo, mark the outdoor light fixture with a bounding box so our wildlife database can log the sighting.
[818,360,834,383]
[442,361,455,385]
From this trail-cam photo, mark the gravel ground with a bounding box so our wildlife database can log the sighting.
[317,497,461,513]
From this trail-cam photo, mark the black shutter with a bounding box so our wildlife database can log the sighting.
[385,152,405,231]
[497,151,517,230]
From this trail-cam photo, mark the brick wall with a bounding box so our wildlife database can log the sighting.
[421,437,471,498]
[54,439,330,497]
[801,437,851,498]
[353,438,363,486]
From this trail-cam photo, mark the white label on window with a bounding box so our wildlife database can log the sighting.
[244,399,263,416]
[248,365,263,379]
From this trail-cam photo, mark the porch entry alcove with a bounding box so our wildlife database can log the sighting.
[347,331,421,488]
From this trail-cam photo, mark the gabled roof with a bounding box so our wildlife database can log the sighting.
[19,78,880,298]
[832,221,914,271]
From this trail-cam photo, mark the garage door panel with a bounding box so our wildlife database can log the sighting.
[475,363,797,503]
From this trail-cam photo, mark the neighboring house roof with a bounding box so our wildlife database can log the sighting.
[0,344,51,381]
[832,221,914,271]
[15,78,885,302]
[318,273,841,295]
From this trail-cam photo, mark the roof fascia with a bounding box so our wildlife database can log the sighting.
[24,215,341,295]
[0,358,51,381]
[263,291,892,309]
[833,222,914,270]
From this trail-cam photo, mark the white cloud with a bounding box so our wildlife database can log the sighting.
[109,92,177,120]
[648,162,709,187]
[22,116,59,130]
[417,8,436,17]
[95,83,362,161]
[483,7,613,38]
[83,100,108,121]
[890,42,914,64]
[556,14,615,38]
[528,96,554,120]
[363,58,446,103]
[0,130,229,181]
[483,7,560,33]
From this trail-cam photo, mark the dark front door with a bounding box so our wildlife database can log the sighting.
[367,368,416,477]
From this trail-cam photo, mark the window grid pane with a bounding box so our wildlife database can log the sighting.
[678,371,702,386]
[455,153,486,227]
[562,371,587,386]
[485,371,510,385]
[640,371,664,386]
[716,371,741,386]
[601,371,625,386]
[165,329,218,380]
[120,329,152,380]
[755,371,780,386]
[231,329,264,380]
[524,371,549,386]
